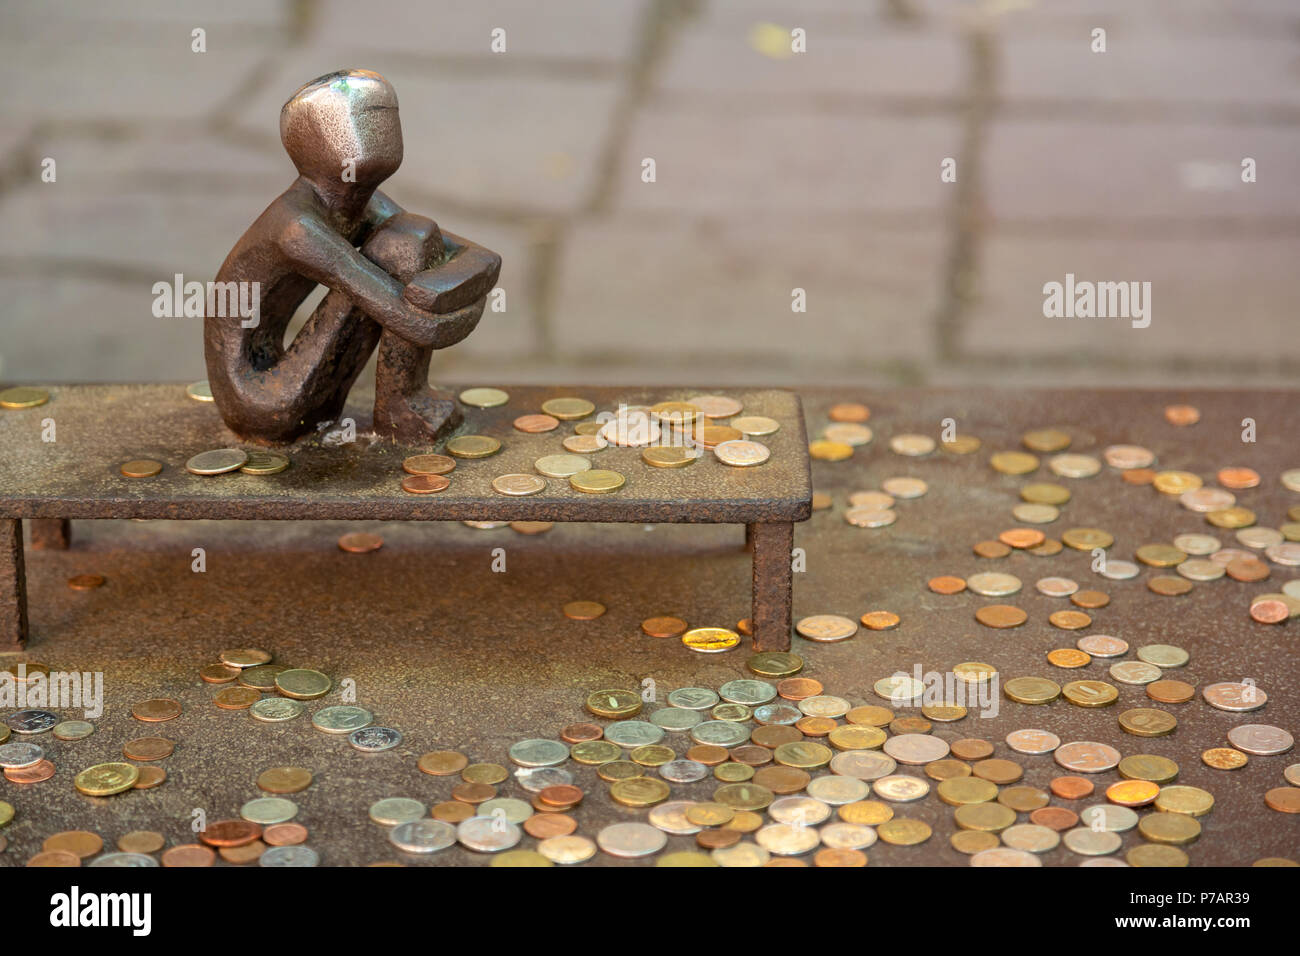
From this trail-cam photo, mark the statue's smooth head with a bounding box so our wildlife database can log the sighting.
[280,69,402,187]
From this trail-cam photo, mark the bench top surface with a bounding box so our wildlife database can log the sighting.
[0,385,812,523]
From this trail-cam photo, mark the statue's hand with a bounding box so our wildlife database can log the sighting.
[402,242,501,314]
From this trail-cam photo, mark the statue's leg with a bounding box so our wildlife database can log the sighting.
[362,215,462,444]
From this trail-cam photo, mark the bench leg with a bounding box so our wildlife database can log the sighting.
[1,519,28,650]
[748,521,792,652]
[30,518,71,550]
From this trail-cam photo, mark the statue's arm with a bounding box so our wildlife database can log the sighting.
[403,231,502,314]
[280,215,442,347]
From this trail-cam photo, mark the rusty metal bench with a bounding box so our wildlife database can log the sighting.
[0,384,811,653]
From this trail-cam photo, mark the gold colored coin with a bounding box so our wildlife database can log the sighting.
[650,401,701,426]
[1201,748,1248,770]
[541,397,595,420]
[74,762,139,796]
[0,386,50,409]
[990,451,1039,475]
[1118,754,1179,784]
[1004,677,1061,705]
[1154,785,1214,817]
[877,818,932,846]
[1128,844,1189,868]
[951,830,1000,854]
[1061,527,1114,550]
[941,435,981,454]
[1047,648,1091,669]
[631,745,675,767]
[458,387,508,408]
[1049,610,1092,630]
[462,763,509,785]
[809,440,853,462]
[1106,780,1159,807]
[586,689,642,719]
[185,381,214,402]
[446,435,502,459]
[239,451,290,475]
[1138,812,1201,845]
[120,459,162,478]
[1136,543,1187,567]
[937,776,998,806]
[1020,482,1071,505]
[773,741,833,769]
[418,751,469,776]
[1061,680,1119,708]
[274,669,331,700]
[860,611,900,630]
[641,446,699,468]
[682,627,740,653]
[732,416,779,436]
[1118,707,1177,737]
[256,766,312,794]
[839,801,893,825]
[1022,428,1071,452]
[954,802,1017,832]
[1206,506,1255,529]
[747,651,804,678]
[570,469,625,493]
[1152,471,1202,495]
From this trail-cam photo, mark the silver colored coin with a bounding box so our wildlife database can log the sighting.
[1079,804,1138,832]
[1284,764,1300,787]
[1050,453,1101,478]
[647,800,702,835]
[712,842,770,867]
[1055,741,1122,773]
[667,687,719,711]
[1036,576,1078,597]
[250,697,305,722]
[768,796,832,826]
[806,775,870,805]
[1098,559,1140,580]
[1226,724,1294,756]
[1076,634,1129,658]
[1173,533,1220,555]
[514,767,573,792]
[872,774,931,802]
[659,760,709,784]
[873,675,925,704]
[882,476,927,499]
[829,750,896,781]
[1210,548,1254,567]
[971,847,1043,867]
[1202,682,1268,712]
[714,439,770,467]
[798,695,851,719]
[1063,828,1123,856]
[1180,487,1235,512]
[0,742,43,768]
[1014,503,1059,525]
[88,852,159,867]
[537,834,597,864]
[311,705,373,734]
[349,726,402,752]
[478,797,533,824]
[491,473,547,497]
[1285,579,1300,599]
[753,703,802,725]
[533,454,591,478]
[719,679,777,706]
[1103,445,1155,469]
[5,710,57,734]
[1136,644,1189,668]
[596,821,666,858]
[457,816,522,853]
[1110,661,1162,685]
[369,797,426,826]
[509,738,570,767]
[824,423,873,446]
[604,720,664,748]
[1079,857,1129,867]
[1266,542,1300,566]
[240,797,298,824]
[1005,729,1061,755]
[1000,823,1060,853]
[756,822,821,856]
[185,447,249,475]
[890,434,935,456]
[819,821,877,850]
[1237,527,1283,550]
[1176,559,1225,581]
[650,707,703,732]
[794,614,859,643]
[883,733,950,765]
[966,572,1023,597]
[1283,468,1300,492]
[259,845,320,867]
[690,720,750,747]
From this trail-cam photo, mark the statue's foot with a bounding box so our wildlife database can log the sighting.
[373,389,462,445]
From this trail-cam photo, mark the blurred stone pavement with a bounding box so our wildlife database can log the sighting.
[1,0,1298,391]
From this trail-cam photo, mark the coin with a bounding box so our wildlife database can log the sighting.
[749,652,804,678]
[274,669,331,700]
[1003,677,1061,704]
[131,698,181,721]
[120,458,163,478]
[1077,634,1128,657]
[1154,785,1215,817]
[570,469,625,493]
[682,627,739,653]
[509,739,570,767]
[1138,812,1201,845]
[1063,828,1122,856]
[349,726,402,752]
[1054,741,1120,773]
[1110,661,1162,685]
[0,386,50,409]
[337,532,382,553]
[250,698,305,722]
[402,453,456,476]
[714,439,770,467]
[877,818,932,845]
[597,822,667,858]
[1202,682,1267,711]
[1227,724,1294,756]
[257,767,312,794]
[1047,648,1091,669]
[1119,708,1177,737]
[240,450,290,475]
[1202,747,1248,770]
[311,705,373,734]
[186,448,248,475]
[123,736,173,761]
[1264,788,1300,813]
[1006,729,1061,755]
[401,473,450,494]
[861,611,901,631]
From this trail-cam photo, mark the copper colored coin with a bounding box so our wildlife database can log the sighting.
[753,765,811,794]
[400,473,450,494]
[123,737,173,761]
[131,698,181,721]
[973,540,1012,558]
[524,813,577,838]
[1000,528,1045,549]
[1226,557,1270,582]
[641,616,687,638]
[257,767,312,794]
[697,828,742,850]
[1123,468,1156,485]
[973,759,1023,785]
[198,820,261,848]
[418,751,470,775]
[560,723,603,743]
[432,801,476,823]
[1217,467,1260,489]
[338,532,383,553]
[828,402,870,422]
[686,744,729,766]
[777,678,823,700]
[134,766,166,789]
[200,663,241,684]
[976,605,1027,629]
[214,687,261,710]
[514,413,559,433]
[736,619,753,636]
[1146,680,1195,704]
[161,844,215,867]
[563,600,606,620]
[1050,775,1095,799]
[731,745,774,767]
[1250,600,1289,624]
[1264,788,1300,813]
[5,759,55,784]
[27,850,80,867]
[1030,807,1079,831]
[1149,576,1193,597]
[751,725,802,748]
[860,611,900,630]
[117,831,166,854]
[68,574,105,590]
[1049,610,1092,630]
[950,739,995,761]
[1164,404,1200,426]
[928,575,967,595]
[402,453,455,476]
[796,716,836,737]
[539,784,584,807]
[1070,590,1110,609]
[453,781,496,804]
[43,831,103,859]
[120,458,163,478]
[219,840,267,865]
